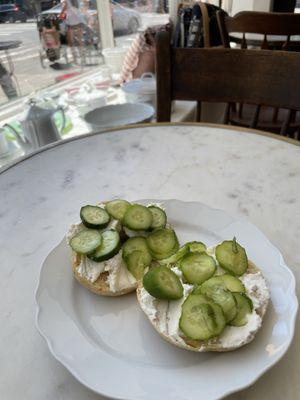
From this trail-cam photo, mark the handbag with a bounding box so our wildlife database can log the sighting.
[173,2,227,48]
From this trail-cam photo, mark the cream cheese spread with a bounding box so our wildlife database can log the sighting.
[66,204,136,292]
[139,248,269,348]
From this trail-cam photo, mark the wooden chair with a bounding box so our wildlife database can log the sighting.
[217,11,300,50]
[156,30,300,137]
[216,11,300,135]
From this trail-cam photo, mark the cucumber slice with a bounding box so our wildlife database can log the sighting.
[105,199,131,220]
[194,275,245,294]
[158,245,189,266]
[159,241,207,266]
[220,274,245,293]
[122,236,152,278]
[148,206,167,229]
[88,229,121,262]
[186,241,206,253]
[80,205,110,229]
[124,250,150,279]
[70,229,102,254]
[230,293,253,327]
[200,279,238,323]
[146,228,179,260]
[122,236,151,262]
[179,294,226,340]
[143,266,183,300]
[123,204,153,231]
[180,252,216,284]
[216,238,248,276]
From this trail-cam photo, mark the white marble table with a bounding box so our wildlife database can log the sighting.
[1,123,299,400]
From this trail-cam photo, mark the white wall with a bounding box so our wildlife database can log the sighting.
[231,0,271,14]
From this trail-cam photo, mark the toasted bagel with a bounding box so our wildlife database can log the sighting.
[137,260,269,352]
[72,252,137,297]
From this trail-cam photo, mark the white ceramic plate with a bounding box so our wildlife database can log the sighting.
[35,200,298,400]
[83,103,154,131]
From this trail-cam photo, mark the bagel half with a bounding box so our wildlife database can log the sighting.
[71,252,137,296]
[137,260,269,352]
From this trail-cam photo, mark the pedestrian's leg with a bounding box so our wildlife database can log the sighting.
[0,63,17,100]
[67,26,77,63]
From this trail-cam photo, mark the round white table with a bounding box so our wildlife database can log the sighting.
[1,123,299,400]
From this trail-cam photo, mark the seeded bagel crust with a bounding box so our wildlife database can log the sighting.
[136,260,269,352]
[72,252,137,297]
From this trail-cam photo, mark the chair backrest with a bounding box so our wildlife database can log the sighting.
[156,30,300,134]
[217,11,300,49]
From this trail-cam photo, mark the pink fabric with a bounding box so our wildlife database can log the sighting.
[121,33,150,82]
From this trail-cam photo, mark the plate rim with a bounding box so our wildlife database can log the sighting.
[35,199,298,400]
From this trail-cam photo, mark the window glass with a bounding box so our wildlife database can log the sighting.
[0,0,171,108]
[112,0,169,47]
[0,0,103,106]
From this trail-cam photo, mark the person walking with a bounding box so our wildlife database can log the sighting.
[0,63,17,100]
[60,0,85,64]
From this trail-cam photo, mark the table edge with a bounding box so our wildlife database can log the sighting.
[1,122,299,175]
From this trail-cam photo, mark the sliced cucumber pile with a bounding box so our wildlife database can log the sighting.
[143,266,183,300]
[141,235,254,341]
[146,228,179,260]
[70,201,171,278]
[179,294,226,340]
[199,279,237,323]
[88,229,121,262]
[122,236,152,279]
[80,205,110,229]
[216,238,248,276]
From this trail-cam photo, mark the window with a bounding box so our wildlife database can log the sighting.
[0,0,103,107]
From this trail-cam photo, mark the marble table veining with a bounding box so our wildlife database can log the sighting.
[0,123,299,400]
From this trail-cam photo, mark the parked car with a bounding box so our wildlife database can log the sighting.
[41,0,60,12]
[0,3,27,23]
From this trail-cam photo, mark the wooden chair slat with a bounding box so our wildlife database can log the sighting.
[250,105,261,129]
[156,31,300,137]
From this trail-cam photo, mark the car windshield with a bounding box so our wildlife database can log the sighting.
[45,4,62,12]
[1,5,15,10]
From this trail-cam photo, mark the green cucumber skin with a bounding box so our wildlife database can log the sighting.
[220,274,245,293]
[143,266,183,300]
[88,230,121,262]
[70,229,102,255]
[229,293,253,327]
[124,250,150,280]
[105,199,131,220]
[123,204,153,231]
[180,252,216,284]
[80,205,110,229]
[146,228,179,260]
[193,275,245,294]
[186,241,207,253]
[148,206,167,230]
[199,280,238,323]
[215,240,248,276]
[122,237,151,262]
[179,294,226,340]
[158,241,207,267]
